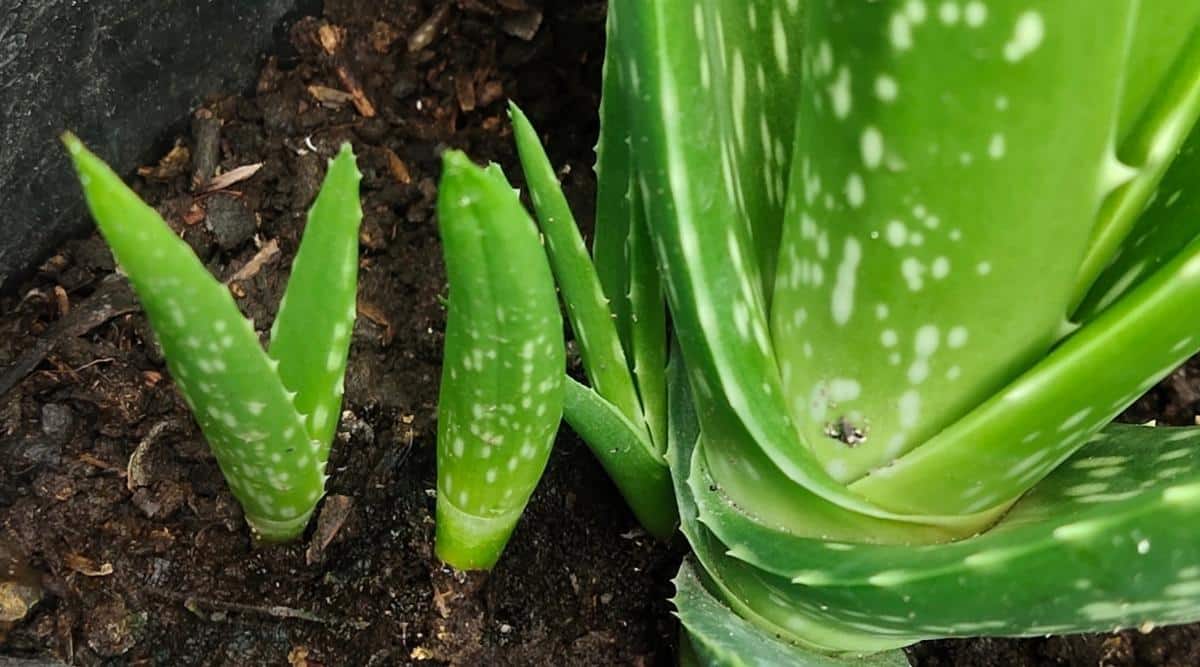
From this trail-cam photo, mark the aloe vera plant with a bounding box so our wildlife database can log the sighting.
[433,152,565,570]
[456,0,1200,663]
[64,135,362,543]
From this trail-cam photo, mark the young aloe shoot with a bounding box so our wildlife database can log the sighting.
[64,134,363,543]
[508,103,677,540]
[434,151,565,570]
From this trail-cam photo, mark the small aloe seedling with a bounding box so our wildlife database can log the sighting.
[434,151,565,570]
[64,134,362,543]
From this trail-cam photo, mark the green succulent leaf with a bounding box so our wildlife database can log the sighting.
[673,560,910,667]
[1075,124,1200,322]
[625,181,669,453]
[562,377,676,538]
[608,0,908,545]
[673,345,1200,648]
[434,151,565,571]
[665,346,916,654]
[851,229,1200,516]
[511,103,676,536]
[63,134,361,542]
[1070,18,1200,308]
[269,143,363,456]
[772,2,1137,485]
[510,104,643,429]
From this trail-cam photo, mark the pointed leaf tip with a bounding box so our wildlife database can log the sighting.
[60,131,83,155]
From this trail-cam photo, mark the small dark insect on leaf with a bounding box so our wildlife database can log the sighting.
[824,417,868,447]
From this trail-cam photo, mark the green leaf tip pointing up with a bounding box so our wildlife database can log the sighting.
[508,102,678,540]
[63,133,363,543]
[434,150,565,570]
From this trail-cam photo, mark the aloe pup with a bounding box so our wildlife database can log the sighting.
[64,135,362,543]
[434,152,565,570]
[446,0,1200,663]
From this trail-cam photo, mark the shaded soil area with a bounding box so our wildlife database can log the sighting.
[0,1,1198,666]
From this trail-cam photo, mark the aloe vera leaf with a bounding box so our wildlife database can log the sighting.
[434,151,565,571]
[562,378,676,538]
[764,425,1200,637]
[1116,11,1200,144]
[679,366,1200,647]
[593,7,636,358]
[770,2,1138,485]
[681,0,805,297]
[665,351,918,653]
[268,143,362,452]
[1070,19,1200,309]
[64,134,324,542]
[1075,122,1200,321]
[708,425,1199,584]
[688,436,1007,553]
[509,105,645,430]
[609,0,919,537]
[851,228,1200,516]
[673,560,910,667]
[626,185,668,452]
[511,101,674,535]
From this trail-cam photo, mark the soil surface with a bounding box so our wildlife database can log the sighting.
[0,1,1198,666]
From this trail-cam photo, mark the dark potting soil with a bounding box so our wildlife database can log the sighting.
[0,1,1197,665]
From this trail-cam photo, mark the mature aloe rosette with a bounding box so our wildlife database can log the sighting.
[65,136,362,542]
[573,0,1200,662]
[433,152,565,570]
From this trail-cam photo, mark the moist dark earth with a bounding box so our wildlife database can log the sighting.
[0,1,1198,665]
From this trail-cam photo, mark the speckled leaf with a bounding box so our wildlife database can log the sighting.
[771,2,1136,485]
[509,104,644,432]
[665,348,917,654]
[1075,125,1200,321]
[770,425,1200,637]
[851,230,1200,515]
[673,560,910,667]
[1069,18,1200,306]
[434,151,565,571]
[562,378,676,538]
[511,103,675,535]
[268,143,362,454]
[63,134,335,542]
[608,0,914,545]
[673,354,1200,647]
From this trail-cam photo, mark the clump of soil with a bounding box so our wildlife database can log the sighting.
[1,1,1199,666]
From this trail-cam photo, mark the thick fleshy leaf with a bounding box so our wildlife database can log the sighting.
[562,378,676,538]
[673,560,910,667]
[626,185,668,452]
[512,103,677,536]
[665,350,917,654]
[851,230,1200,515]
[268,143,362,451]
[64,134,336,542]
[757,425,1200,637]
[1075,124,1200,321]
[509,104,645,432]
[608,0,916,544]
[675,355,1200,648]
[592,8,637,363]
[771,2,1136,484]
[434,152,564,571]
[1069,18,1200,305]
